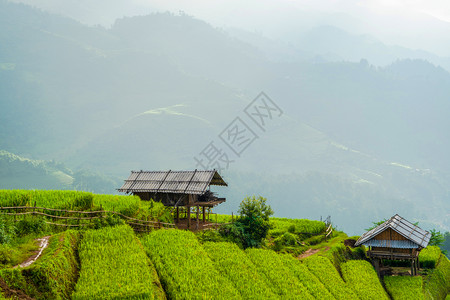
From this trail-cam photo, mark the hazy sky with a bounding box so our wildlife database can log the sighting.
[11,0,450,56]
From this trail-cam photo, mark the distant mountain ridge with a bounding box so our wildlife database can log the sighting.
[0,1,449,234]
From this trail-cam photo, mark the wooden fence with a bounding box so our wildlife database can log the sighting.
[0,206,175,232]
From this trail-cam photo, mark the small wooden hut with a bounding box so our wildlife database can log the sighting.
[355,214,431,276]
[118,170,227,230]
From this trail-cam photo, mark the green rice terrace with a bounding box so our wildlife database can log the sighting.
[0,190,449,299]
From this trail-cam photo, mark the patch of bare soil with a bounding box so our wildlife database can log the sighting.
[14,236,50,269]
[297,246,331,260]
[0,277,34,300]
[298,248,320,259]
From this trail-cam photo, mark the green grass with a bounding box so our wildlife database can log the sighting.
[0,190,172,224]
[141,229,240,299]
[245,248,314,299]
[0,190,93,210]
[302,255,358,300]
[211,213,234,223]
[384,276,424,300]
[341,260,389,300]
[269,218,326,237]
[203,242,279,299]
[72,225,164,300]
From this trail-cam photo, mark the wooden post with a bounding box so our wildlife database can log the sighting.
[373,258,381,278]
[188,194,193,230]
[187,206,191,230]
[202,206,206,223]
[196,205,199,230]
[176,206,179,223]
[415,258,418,275]
[410,259,414,276]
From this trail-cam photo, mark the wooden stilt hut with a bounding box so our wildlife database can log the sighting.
[355,214,431,277]
[118,169,227,230]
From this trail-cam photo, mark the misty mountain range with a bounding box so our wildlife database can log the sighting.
[0,0,449,235]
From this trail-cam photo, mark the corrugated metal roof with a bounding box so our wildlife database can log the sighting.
[363,239,420,249]
[355,214,431,248]
[117,170,227,195]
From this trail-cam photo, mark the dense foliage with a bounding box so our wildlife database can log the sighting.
[72,225,164,299]
[419,246,442,269]
[220,196,274,248]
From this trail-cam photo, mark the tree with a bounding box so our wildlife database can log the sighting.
[442,232,450,258]
[429,229,445,247]
[238,196,274,221]
[220,196,274,249]
[237,196,274,248]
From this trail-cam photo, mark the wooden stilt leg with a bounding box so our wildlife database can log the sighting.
[373,259,381,278]
[187,206,191,229]
[202,206,206,223]
[196,205,199,230]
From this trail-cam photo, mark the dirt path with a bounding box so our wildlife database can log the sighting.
[297,246,330,260]
[14,236,50,269]
[297,248,320,259]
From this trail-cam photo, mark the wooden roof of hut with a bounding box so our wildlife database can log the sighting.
[355,214,431,249]
[118,170,227,195]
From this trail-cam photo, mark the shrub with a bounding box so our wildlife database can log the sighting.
[0,217,15,244]
[233,196,274,248]
[420,246,442,269]
[273,232,298,251]
[15,217,46,237]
